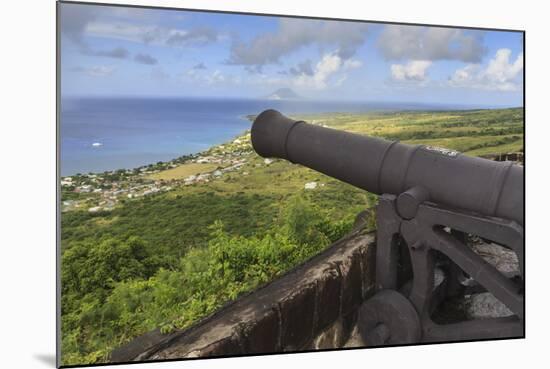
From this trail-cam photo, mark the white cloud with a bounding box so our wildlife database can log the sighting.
[181,51,361,91]
[206,70,225,84]
[60,2,160,45]
[305,53,341,89]
[70,65,116,77]
[134,53,158,65]
[343,59,363,69]
[287,60,314,76]
[485,49,523,84]
[60,3,219,49]
[88,66,115,77]
[84,21,218,47]
[449,48,523,91]
[294,53,362,90]
[85,22,152,43]
[228,18,369,67]
[183,68,241,86]
[60,4,99,45]
[450,64,478,84]
[378,25,486,63]
[391,60,432,81]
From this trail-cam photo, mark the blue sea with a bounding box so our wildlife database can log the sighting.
[60,97,490,176]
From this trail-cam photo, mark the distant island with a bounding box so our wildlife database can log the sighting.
[265,87,301,100]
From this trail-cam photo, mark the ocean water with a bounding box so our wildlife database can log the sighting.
[60,97,482,176]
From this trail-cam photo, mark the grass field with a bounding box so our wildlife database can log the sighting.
[294,108,523,156]
[147,163,218,181]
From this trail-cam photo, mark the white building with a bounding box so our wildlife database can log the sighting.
[79,185,93,193]
[304,182,318,190]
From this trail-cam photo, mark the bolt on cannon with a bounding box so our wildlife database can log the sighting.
[250,109,524,345]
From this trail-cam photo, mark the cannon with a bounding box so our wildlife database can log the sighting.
[251,109,524,346]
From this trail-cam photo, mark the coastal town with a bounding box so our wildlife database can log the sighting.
[60,131,293,213]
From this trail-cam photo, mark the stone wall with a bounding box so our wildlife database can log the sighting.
[110,227,376,362]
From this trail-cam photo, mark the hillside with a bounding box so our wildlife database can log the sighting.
[60,107,523,365]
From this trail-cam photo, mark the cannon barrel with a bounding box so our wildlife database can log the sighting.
[251,109,523,225]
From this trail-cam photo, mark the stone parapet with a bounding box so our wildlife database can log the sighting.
[110,228,376,362]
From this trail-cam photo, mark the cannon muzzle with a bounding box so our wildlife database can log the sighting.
[251,109,523,225]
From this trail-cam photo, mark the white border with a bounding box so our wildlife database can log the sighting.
[1,1,547,368]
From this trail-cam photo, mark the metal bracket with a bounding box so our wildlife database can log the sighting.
[359,193,524,345]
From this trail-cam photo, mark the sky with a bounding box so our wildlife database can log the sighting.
[59,2,524,107]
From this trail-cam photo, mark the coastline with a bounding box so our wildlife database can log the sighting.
[61,113,255,177]
[60,119,257,213]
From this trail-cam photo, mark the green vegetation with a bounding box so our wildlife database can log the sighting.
[61,195,364,364]
[295,108,523,155]
[61,107,523,365]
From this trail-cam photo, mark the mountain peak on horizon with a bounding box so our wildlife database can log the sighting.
[265,88,301,100]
